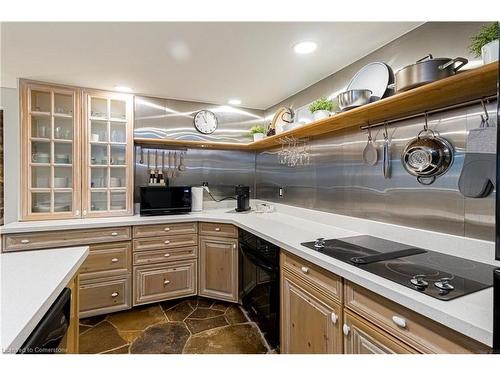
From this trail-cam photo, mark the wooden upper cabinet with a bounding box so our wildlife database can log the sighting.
[21,81,82,220]
[281,270,343,354]
[198,236,238,302]
[82,89,134,217]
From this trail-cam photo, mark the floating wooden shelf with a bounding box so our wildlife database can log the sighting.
[135,62,498,152]
[133,137,250,150]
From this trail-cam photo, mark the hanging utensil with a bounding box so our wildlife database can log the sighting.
[167,151,172,179]
[383,122,391,179]
[138,145,143,164]
[401,113,454,185]
[173,152,178,177]
[362,127,378,166]
[178,152,186,172]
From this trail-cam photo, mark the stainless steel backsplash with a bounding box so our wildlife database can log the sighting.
[135,95,265,143]
[134,145,256,202]
[255,102,497,241]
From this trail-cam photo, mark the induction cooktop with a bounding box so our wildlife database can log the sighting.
[300,235,495,301]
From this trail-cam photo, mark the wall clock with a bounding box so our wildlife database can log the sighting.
[193,110,218,134]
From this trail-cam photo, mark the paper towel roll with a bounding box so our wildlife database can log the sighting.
[191,187,203,212]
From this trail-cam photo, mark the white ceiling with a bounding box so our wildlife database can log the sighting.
[1,22,421,109]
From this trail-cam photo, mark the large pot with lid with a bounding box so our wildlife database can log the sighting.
[392,54,468,92]
[401,125,454,185]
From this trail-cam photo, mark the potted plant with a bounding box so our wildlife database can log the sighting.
[249,125,267,142]
[469,22,499,64]
[308,97,333,121]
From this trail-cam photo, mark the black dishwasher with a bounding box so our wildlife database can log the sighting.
[239,229,280,348]
[18,287,71,354]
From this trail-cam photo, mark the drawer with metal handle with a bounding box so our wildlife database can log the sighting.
[79,242,131,280]
[281,251,342,304]
[133,260,197,306]
[344,281,489,353]
[133,222,197,238]
[79,275,131,318]
[133,234,198,252]
[199,222,238,238]
[133,246,198,266]
[3,226,132,252]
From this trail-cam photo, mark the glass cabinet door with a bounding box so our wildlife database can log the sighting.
[21,82,81,219]
[83,90,133,217]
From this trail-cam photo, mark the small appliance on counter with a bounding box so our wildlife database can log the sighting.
[235,185,250,212]
[191,186,204,212]
[140,186,191,216]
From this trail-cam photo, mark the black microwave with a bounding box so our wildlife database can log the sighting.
[140,186,192,216]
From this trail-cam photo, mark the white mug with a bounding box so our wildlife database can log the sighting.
[91,133,99,142]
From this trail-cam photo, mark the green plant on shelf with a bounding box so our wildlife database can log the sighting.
[308,97,333,113]
[469,22,499,57]
[249,125,267,135]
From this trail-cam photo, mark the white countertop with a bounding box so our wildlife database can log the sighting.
[1,201,498,347]
[1,246,89,353]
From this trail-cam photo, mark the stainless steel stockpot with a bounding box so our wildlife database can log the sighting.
[392,54,468,92]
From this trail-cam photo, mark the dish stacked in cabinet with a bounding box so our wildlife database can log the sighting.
[132,223,198,305]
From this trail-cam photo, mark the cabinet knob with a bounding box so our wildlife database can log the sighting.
[164,240,170,244]
[164,253,171,257]
[75,210,80,216]
[301,266,309,274]
[215,227,221,231]
[392,315,407,329]
[342,324,350,336]
[111,292,119,298]
[83,210,87,216]
[20,239,30,244]
[164,227,170,232]
[163,280,170,285]
[111,232,118,236]
[111,258,119,263]
[331,312,338,324]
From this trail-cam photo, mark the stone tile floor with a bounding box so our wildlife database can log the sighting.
[79,296,273,354]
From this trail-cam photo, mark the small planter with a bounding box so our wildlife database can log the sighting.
[482,39,499,64]
[312,110,330,121]
[253,133,265,142]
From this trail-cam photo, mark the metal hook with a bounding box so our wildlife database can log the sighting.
[383,121,389,140]
[480,99,490,126]
[367,126,373,141]
[423,112,429,132]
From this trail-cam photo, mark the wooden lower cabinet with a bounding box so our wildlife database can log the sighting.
[281,269,342,353]
[343,310,417,354]
[79,274,131,318]
[133,260,197,305]
[198,235,238,302]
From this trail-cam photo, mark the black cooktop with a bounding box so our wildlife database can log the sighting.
[301,235,495,301]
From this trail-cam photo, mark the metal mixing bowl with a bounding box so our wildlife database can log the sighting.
[337,89,372,111]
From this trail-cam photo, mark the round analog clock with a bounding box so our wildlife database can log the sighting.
[193,110,218,134]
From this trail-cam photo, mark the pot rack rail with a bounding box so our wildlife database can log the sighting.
[359,94,497,131]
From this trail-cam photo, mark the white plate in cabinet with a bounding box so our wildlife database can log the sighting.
[133,222,197,238]
[198,236,238,303]
[79,274,131,318]
[133,260,197,306]
[133,234,198,252]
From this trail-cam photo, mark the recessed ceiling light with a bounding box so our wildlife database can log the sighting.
[293,41,317,54]
[228,99,242,106]
[114,85,133,93]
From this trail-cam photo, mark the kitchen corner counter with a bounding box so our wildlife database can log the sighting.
[1,202,498,347]
[1,246,89,353]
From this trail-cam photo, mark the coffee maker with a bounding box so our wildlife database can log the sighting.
[235,185,250,212]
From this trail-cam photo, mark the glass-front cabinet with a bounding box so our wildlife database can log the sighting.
[20,81,133,220]
[21,81,81,219]
[82,90,133,217]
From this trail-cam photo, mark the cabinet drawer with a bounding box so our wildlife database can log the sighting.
[133,246,198,265]
[79,242,131,280]
[79,275,131,318]
[133,234,198,252]
[133,222,197,238]
[281,251,342,305]
[199,222,238,238]
[134,260,197,305]
[344,281,489,353]
[3,226,132,252]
